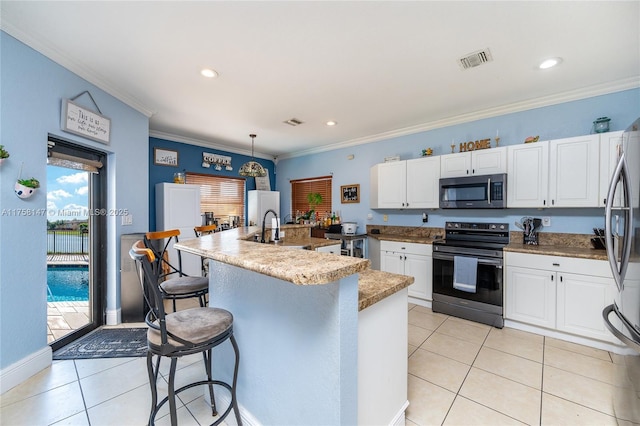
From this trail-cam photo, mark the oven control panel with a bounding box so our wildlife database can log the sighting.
[445,222,508,231]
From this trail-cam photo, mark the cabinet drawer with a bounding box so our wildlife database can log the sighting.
[380,240,431,255]
[505,252,611,277]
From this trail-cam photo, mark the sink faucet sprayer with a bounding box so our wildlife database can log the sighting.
[261,209,279,243]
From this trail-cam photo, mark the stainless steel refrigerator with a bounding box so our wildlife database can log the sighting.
[603,118,640,422]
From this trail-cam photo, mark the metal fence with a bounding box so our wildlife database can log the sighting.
[47,230,89,254]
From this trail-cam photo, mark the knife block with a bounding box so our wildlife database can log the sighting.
[523,232,538,245]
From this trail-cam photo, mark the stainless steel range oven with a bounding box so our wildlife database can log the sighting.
[432,222,509,328]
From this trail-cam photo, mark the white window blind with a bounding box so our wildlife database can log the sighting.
[186,173,246,225]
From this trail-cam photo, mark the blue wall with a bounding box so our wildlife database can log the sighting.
[148,137,275,230]
[275,89,640,234]
[0,32,150,372]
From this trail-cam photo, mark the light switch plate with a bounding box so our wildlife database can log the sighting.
[122,214,133,225]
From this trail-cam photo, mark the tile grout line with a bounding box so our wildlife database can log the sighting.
[73,359,92,426]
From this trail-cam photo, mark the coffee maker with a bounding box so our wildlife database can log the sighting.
[202,212,215,226]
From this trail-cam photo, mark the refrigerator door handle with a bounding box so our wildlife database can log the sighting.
[605,152,634,291]
[603,303,640,353]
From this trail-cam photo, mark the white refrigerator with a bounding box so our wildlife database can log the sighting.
[155,183,202,277]
[248,190,279,227]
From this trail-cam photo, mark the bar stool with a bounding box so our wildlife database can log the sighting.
[129,240,241,426]
[194,225,217,276]
[144,230,209,311]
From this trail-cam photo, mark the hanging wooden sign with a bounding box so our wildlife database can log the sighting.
[61,99,111,145]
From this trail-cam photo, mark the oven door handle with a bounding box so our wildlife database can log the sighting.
[433,252,503,266]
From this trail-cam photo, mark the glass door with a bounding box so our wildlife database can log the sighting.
[47,136,106,351]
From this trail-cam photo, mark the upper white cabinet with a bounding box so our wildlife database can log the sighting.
[508,134,600,208]
[440,147,507,178]
[370,156,440,209]
[549,134,600,207]
[507,142,550,208]
[599,130,640,208]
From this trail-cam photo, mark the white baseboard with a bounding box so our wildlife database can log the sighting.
[408,297,432,309]
[213,392,259,426]
[390,400,409,426]
[105,307,121,326]
[0,346,52,395]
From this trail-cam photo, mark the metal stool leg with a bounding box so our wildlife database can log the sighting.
[147,352,158,426]
[230,335,242,425]
[168,357,179,425]
[203,348,217,416]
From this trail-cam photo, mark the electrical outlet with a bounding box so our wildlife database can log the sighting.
[422,213,428,223]
[383,214,388,222]
[542,216,551,227]
[367,213,373,220]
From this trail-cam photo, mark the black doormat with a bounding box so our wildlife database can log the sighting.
[53,327,148,360]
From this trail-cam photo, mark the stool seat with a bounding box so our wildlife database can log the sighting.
[159,276,208,296]
[148,307,233,348]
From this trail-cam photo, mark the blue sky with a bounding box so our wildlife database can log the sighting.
[47,165,89,222]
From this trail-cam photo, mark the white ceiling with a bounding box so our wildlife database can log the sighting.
[2,1,639,159]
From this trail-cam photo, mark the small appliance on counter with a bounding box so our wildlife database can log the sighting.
[341,222,358,235]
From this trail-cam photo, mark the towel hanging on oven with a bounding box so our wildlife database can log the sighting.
[453,256,478,293]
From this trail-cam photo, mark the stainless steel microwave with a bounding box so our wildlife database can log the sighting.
[439,173,507,209]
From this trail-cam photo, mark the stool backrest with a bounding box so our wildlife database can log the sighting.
[194,224,217,237]
[144,229,185,281]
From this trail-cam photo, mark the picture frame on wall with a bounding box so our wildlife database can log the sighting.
[340,184,360,203]
[154,148,178,167]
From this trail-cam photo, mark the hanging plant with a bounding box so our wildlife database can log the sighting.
[0,145,9,165]
[15,162,40,199]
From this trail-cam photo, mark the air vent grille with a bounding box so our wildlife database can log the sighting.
[283,118,304,126]
[458,48,493,70]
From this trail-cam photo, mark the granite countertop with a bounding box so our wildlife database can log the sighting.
[175,226,413,311]
[358,269,413,311]
[367,234,440,244]
[503,243,608,261]
[174,226,370,285]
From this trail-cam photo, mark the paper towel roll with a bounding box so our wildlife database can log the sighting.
[271,217,280,241]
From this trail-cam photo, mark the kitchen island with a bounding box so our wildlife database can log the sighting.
[175,226,412,425]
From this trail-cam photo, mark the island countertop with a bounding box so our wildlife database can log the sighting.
[174,226,370,286]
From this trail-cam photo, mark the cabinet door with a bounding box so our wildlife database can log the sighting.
[440,152,471,178]
[505,266,556,328]
[406,156,440,209]
[549,134,600,207]
[404,253,431,301]
[507,142,549,208]
[380,250,404,275]
[370,162,406,208]
[472,147,507,175]
[556,272,617,342]
[316,244,341,255]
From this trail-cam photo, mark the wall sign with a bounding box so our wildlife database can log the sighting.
[341,184,360,203]
[61,99,111,145]
[154,148,179,167]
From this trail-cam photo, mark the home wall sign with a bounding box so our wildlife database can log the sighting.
[61,92,111,145]
[459,138,492,153]
[154,148,178,167]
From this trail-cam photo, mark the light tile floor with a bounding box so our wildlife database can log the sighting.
[2,305,639,425]
[47,301,90,343]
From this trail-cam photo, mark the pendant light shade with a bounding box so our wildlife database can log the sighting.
[239,134,267,177]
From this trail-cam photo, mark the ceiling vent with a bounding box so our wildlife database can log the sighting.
[458,48,493,70]
[283,118,304,126]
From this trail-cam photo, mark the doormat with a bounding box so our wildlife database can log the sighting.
[53,327,148,360]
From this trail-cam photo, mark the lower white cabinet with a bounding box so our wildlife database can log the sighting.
[380,241,432,300]
[505,252,617,343]
[316,244,341,255]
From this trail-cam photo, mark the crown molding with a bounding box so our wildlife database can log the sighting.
[1,21,155,118]
[277,77,640,160]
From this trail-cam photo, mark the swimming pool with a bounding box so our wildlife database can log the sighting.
[47,266,89,302]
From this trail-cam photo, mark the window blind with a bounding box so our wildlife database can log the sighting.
[186,173,246,225]
[290,176,332,218]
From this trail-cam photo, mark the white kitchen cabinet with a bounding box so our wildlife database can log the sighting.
[155,183,202,277]
[505,252,619,344]
[548,134,600,207]
[599,130,640,208]
[370,156,440,209]
[507,141,550,208]
[316,243,341,255]
[380,241,432,300]
[440,147,507,178]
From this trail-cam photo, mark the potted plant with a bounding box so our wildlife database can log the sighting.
[306,192,323,223]
[15,177,40,199]
[0,145,9,165]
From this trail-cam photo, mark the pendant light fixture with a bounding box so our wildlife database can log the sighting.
[239,134,267,177]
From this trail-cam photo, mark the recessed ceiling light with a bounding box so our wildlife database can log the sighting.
[200,68,218,78]
[538,57,563,70]
[326,121,337,126]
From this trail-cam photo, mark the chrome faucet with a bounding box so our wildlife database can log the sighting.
[261,209,279,243]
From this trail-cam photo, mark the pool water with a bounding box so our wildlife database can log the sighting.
[47,266,89,302]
